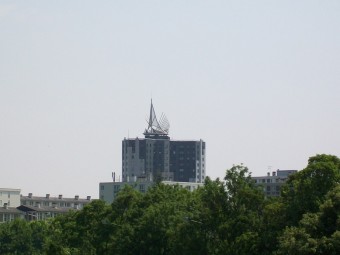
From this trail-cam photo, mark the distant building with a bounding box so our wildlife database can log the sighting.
[21,193,92,210]
[0,188,23,223]
[17,205,72,221]
[100,100,206,203]
[252,170,297,196]
[99,180,203,204]
[0,189,93,223]
[121,100,206,183]
[19,193,92,221]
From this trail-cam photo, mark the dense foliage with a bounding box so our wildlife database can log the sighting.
[0,154,339,255]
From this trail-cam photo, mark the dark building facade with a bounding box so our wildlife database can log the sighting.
[122,137,205,183]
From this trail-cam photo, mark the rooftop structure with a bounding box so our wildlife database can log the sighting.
[143,99,170,138]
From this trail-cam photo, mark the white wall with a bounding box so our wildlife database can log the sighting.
[0,188,21,207]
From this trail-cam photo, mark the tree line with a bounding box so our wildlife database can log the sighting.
[0,154,339,255]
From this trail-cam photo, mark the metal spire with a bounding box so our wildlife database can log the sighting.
[144,100,170,137]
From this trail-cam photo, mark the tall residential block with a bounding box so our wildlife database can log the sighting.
[121,100,206,183]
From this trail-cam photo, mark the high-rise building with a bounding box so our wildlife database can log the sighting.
[121,101,206,183]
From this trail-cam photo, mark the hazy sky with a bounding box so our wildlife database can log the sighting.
[1,1,339,198]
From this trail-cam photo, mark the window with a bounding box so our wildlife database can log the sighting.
[114,185,120,193]
[101,185,104,190]
[139,184,145,193]
[4,214,9,222]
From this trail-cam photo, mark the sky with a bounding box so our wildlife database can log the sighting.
[0,1,339,198]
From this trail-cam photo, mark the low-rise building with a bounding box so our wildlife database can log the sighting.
[17,205,72,221]
[21,193,92,210]
[0,188,93,223]
[99,180,203,204]
[252,169,297,196]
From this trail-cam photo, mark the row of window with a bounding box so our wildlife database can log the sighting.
[266,186,281,192]
[0,192,11,198]
[255,178,286,184]
[21,201,84,208]
[0,213,21,222]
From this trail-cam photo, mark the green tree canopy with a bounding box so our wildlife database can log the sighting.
[282,154,340,225]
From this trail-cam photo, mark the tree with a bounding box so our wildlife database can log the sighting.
[277,184,340,255]
[0,219,33,255]
[222,165,265,255]
[281,154,340,225]
[189,165,265,255]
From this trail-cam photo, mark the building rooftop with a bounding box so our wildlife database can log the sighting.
[0,207,22,214]
[21,193,91,203]
[252,169,297,179]
[17,205,75,213]
[0,188,21,192]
